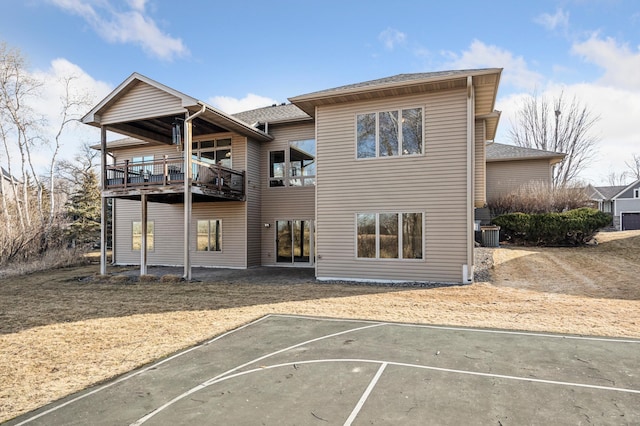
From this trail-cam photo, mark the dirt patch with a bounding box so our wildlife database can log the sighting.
[1,231,639,422]
[492,230,640,299]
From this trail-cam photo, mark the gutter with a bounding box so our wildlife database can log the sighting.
[464,76,474,284]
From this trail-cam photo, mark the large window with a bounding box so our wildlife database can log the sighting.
[356,108,423,159]
[269,139,316,187]
[132,221,154,251]
[356,212,423,259]
[197,219,222,251]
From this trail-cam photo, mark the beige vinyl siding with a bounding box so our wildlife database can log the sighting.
[101,81,185,125]
[114,199,184,266]
[191,202,247,268]
[260,122,316,265]
[474,119,486,207]
[486,159,553,201]
[111,131,250,268]
[316,88,469,283]
[246,138,262,267]
[114,199,247,268]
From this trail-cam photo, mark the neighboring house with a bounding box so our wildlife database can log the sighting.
[485,143,565,202]
[587,180,640,230]
[0,166,21,203]
[82,69,502,284]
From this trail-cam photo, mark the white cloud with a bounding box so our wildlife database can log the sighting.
[571,33,640,90]
[444,40,543,91]
[378,28,407,50]
[2,59,113,174]
[534,8,570,31]
[208,94,279,114]
[48,0,188,61]
[127,0,147,12]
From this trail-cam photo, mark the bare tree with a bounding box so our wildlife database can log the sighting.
[605,170,629,186]
[56,142,99,197]
[509,91,600,187]
[626,154,640,181]
[46,75,94,226]
[0,41,43,227]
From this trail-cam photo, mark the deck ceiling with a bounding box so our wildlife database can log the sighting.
[107,114,228,145]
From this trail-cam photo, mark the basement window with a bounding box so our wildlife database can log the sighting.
[356,212,423,259]
[197,219,222,251]
[132,221,154,251]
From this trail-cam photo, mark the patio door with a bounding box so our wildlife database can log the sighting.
[276,220,313,265]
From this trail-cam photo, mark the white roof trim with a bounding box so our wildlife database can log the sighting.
[612,179,640,200]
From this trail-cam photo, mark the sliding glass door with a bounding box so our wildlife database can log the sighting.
[276,220,313,265]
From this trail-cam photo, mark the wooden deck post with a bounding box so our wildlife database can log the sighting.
[100,125,107,276]
[163,155,168,185]
[141,193,148,276]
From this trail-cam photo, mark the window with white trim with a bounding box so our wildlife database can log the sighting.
[132,221,154,251]
[197,219,222,251]
[356,212,423,259]
[356,108,423,159]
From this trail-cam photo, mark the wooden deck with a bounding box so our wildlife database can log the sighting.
[104,157,245,202]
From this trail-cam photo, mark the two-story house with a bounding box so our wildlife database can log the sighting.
[82,68,502,284]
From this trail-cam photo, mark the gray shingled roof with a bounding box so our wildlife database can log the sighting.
[232,103,310,125]
[295,69,494,98]
[486,143,565,162]
[591,185,627,200]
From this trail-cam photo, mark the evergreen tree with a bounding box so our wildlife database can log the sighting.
[65,169,100,246]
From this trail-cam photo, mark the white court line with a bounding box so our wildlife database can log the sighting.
[12,315,272,426]
[121,358,640,425]
[270,314,640,343]
[344,362,388,426]
[130,322,385,426]
[141,358,640,395]
[14,313,639,425]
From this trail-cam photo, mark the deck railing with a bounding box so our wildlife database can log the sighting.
[104,155,245,199]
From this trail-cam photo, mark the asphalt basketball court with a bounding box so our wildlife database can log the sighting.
[6,314,639,425]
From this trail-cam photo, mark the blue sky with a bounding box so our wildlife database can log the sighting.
[1,0,640,185]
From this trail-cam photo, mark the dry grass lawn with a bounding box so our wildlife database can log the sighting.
[1,230,639,422]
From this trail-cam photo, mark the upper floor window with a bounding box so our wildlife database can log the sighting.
[269,139,316,187]
[132,156,154,174]
[193,138,232,168]
[634,188,639,198]
[356,108,423,159]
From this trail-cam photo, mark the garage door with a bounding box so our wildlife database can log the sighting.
[622,212,640,230]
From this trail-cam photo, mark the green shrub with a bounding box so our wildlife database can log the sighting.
[492,208,611,246]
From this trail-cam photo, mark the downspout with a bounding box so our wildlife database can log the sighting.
[463,76,474,284]
[100,125,108,275]
[183,104,206,280]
